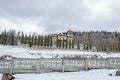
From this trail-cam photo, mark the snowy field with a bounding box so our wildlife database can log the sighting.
[0,45,120,58]
[0,69,119,80]
[0,45,120,80]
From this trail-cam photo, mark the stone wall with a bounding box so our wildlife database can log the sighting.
[0,57,120,74]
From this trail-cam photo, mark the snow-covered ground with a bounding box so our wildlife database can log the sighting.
[0,45,120,80]
[0,45,120,58]
[0,69,119,80]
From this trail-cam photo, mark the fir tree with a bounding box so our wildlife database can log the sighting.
[50,36,52,47]
[37,35,40,46]
[21,32,24,44]
[62,39,64,48]
[77,40,80,49]
[65,40,68,49]
[28,34,31,45]
[24,34,27,44]
[69,40,71,49]
[72,40,74,49]
[34,35,38,46]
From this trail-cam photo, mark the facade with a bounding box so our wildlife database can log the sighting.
[52,30,74,48]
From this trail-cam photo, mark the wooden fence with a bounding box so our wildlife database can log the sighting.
[0,55,120,74]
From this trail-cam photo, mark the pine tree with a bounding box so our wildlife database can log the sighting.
[34,35,37,46]
[28,34,31,45]
[0,31,5,44]
[0,34,1,44]
[118,42,120,52]
[56,38,58,48]
[4,30,7,45]
[89,43,92,50]
[44,36,46,47]
[86,43,89,50]
[83,44,86,50]
[77,40,80,49]
[40,36,43,46]
[37,35,40,46]
[21,32,24,44]
[50,36,52,47]
[47,36,49,47]
[62,39,64,48]
[110,43,113,52]
[69,40,71,49]
[72,40,74,49]
[7,31,11,45]
[113,43,115,52]
[59,39,61,48]
[24,34,27,44]
[31,34,34,46]
[65,40,68,49]
[102,44,106,51]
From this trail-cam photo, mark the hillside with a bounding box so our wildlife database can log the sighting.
[0,45,120,59]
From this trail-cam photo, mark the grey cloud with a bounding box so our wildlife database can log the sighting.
[0,0,120,34]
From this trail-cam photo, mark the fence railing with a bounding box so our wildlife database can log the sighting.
[0,55,120,74]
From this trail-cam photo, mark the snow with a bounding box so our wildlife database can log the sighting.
[0,69,119,80]
[0,45,39,58]
[0,45,120,58]
[0,45,120,80]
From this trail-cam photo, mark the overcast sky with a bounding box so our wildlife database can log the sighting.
[0,0,120,34]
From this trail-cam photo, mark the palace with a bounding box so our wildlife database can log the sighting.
[52,29,74,48]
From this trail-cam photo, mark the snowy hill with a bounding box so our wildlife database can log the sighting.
[0,45,120,58]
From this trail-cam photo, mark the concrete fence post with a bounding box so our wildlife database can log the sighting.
[62,58,64,72]
[37,59,40,74]
[85,58,88,71]
[10,58,14,74]
[107,58,110,69]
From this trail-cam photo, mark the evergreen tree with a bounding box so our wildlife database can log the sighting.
[102,44,106,51]
[113,43,115,52]
[0,34,1,44]
[89,43,92,50]
[65,40,68,49]
[34,35,37,46]
[46,36,49,47]
[24,34,27,44]
[50,36,52,47]
[62,39,64,48]
[58,39,61,48]
[86,43,89,50]
[44,36,46,47]
[21,32,24,44]
[56,38,58,48]
[4,30,7,45]
[37,35,40,46]
[69,40,71,49]
[72,40,74,49]
[118,42,120,52]
[7,31,11,45]
[31,34,34,46]
[0,32,5,44]
[110,43,113,52]
[77,40,80,49]
[28,34,31,45]
[11,30,16,45]
[83,43,86,50]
